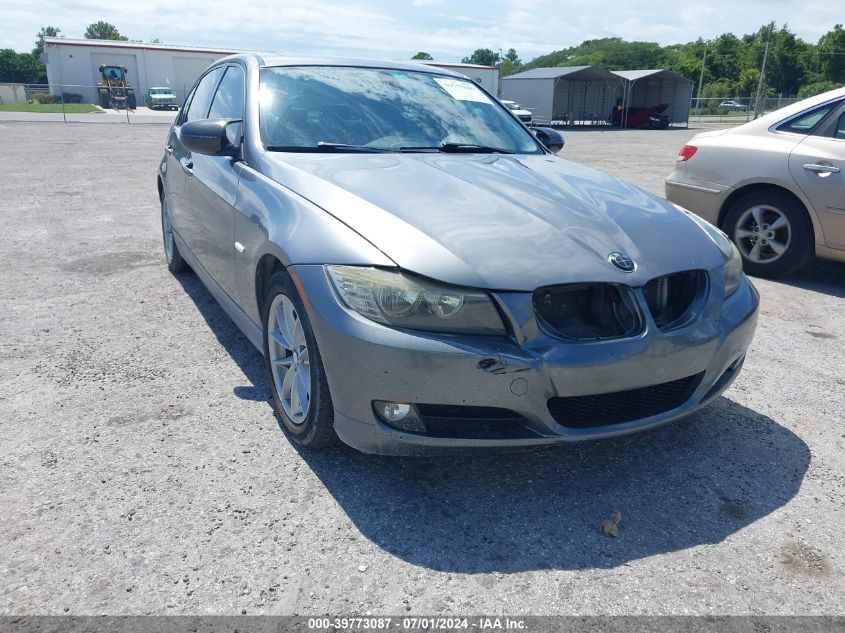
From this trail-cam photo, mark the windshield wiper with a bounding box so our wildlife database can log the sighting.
[399,143,515,154]
[266,142,392,153]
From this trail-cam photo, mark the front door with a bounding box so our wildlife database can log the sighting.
[788,105,845,250]
[182,64,246,299]
[169,66,224,267]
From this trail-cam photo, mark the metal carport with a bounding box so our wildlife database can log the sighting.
[500,66,623,126]
[612,69,693,128]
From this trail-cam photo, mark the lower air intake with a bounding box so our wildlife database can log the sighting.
[414,405,540,439]
[548,372,704,428]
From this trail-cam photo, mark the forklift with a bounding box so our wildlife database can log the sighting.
[96,65,137,110]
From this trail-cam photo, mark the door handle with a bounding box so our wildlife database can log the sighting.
[165,144,173,154]
[181,160,193,175]
[803,163,840,174]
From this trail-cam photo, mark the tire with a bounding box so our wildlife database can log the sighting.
[263,270,338,449]
[161,192,188,274]
[722,189,813,278]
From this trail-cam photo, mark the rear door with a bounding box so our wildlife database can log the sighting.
[787,99,845,250]
[181,64,246,298]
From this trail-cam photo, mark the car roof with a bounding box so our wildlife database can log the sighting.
[212,52,466,79]
[737,86,845,133]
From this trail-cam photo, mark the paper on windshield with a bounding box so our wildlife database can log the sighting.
[433,78,492,104]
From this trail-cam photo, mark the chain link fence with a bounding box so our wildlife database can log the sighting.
[0,82,188,123]
[689,96,799,123]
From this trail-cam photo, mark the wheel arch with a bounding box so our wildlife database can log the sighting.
[255,252,287,320]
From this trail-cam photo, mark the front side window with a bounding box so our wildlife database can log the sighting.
[259,66,541,154]
[835,112,845,140]
[185,67,224,123]
[208,66,245,120]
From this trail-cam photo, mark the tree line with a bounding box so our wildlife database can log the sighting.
[421,22,845,99]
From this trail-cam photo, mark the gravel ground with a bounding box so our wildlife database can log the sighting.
[0,122,842,616]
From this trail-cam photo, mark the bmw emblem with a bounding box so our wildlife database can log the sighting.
[608,252,636,273]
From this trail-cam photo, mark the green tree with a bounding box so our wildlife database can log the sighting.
[504,48,520,64]
[33,26,61,57]
[817,24,845,84]
[84,21,128,41]
[411,51,433,60]
[797,80,842,98]
[461,48,500,66]
[0,49,40,83]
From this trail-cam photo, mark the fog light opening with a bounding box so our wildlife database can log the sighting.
[373,401,427,433]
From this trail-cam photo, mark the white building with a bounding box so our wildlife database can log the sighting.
[421,61,500,95]
[42,38,237,105]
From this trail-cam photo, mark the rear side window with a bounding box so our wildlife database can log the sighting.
[208,66,245,120]
[777,103,835,135]
[184,67,224,122]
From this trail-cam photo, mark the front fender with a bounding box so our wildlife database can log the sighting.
[232,163,395,325]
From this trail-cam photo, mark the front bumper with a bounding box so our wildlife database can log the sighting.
[292,265,759,455]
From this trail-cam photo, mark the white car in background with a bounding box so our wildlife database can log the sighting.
[502,100,533,124]
[718,100,748,112]
[666,87,845,278]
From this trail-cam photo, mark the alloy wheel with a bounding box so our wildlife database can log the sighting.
[267,294,312,425]
[733,205,791,264]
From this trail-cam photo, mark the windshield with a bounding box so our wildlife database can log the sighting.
[150,88,171,95]
[504,102,521,110]
[259,66,541,153]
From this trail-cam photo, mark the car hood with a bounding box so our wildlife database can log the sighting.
[258,152,724,290]
[650,103,670,114]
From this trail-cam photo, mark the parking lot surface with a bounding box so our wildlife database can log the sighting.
[0,122,842,615]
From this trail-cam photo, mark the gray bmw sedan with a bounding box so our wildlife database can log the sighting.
[158,54,759,455]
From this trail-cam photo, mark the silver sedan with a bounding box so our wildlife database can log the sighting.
[158,54,758,455]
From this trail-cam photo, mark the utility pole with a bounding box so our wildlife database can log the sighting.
[696,44,707,111]
[753,22,774,119]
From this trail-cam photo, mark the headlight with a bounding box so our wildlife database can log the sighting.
[677,206,743,297]
[723,241,743,297]
[327,266,506,335]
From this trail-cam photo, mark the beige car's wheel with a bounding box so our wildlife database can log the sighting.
[723,190,813,278]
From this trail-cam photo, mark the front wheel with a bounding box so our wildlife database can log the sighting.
[722,190,813,278]
[263,270,337,449]
[161,193,188,273]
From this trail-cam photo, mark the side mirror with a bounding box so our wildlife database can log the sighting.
[180,118,242,157]
[530,126,564,153]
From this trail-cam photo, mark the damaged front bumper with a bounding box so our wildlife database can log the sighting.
[291,265,759,455]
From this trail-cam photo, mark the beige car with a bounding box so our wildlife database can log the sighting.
[666,87,845,277]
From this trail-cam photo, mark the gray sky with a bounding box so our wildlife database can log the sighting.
[0,0,840,60]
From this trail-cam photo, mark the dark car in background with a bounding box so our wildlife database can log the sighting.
[611,103,671,129]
